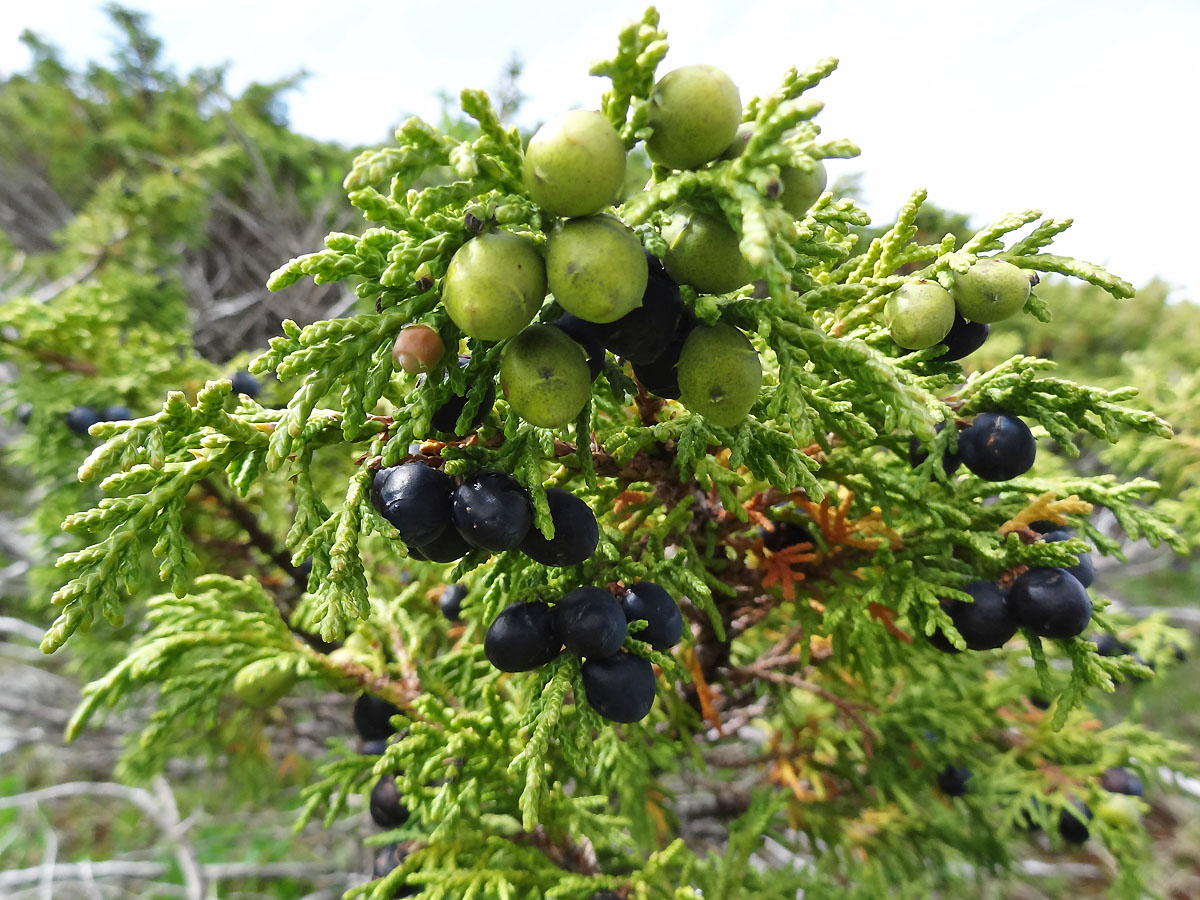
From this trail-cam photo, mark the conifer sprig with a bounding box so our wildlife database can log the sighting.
[32,6,1194,898]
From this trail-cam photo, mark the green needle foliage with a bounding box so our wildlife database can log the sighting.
[20,7,1197,899]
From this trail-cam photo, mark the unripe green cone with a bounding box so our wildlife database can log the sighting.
[327,646,376,669]
[546,215,648,324]
[677,323,762,427]
[646,65,742,170]
[662,209,750,295]
[1096,795,1142,828]
[885,280,956,350]
[720,124,827,217]
[232,658,298,708]
[779,160,828,218]
[718,121,755,160]
[442,230,546,341]
[951,258,1032,324]
[500,325,592,427]
[524,110,626,217]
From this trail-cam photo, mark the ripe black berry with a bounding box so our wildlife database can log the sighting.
[1041,530,1096,588]
[1029,520,1066,535]
[599,254,684,364]
[939,580,1018,650]
[927,627,962,654]
[555,587,627,659]
[408,525,473,563]
[361,738,389,755]
[439,584,467,621]
[15,402,32,424]
[581,652,657,723]
[451,470,532,551]
[369,774,410,829]
[101,404,132,422]
[957,412,1036,481]
[1094,633,1131,657]
[631,314,697,399]
[65,405,100,435]
[937,765,972,797]
[1101,766,1145,797]
[373,843,418,897]
[932,311,989,362]
[1058,800,1092,844]
[484,601,562,672]
[1008,568,1092,639]
[372,463,454,548]
[760,520,813,553]
[230,370,262,398]
[908,422,962,476]
[353,693,401,742]
[619,582,683,651]
[422,356,496,436]
[520,488,599,566]
[373,842,407,877]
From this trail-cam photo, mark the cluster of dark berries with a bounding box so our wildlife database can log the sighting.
[1093,630,1185,683]
[933,525,1096,652]
[64,404,134,435]
[886,259,1037,353]
[910,411,1037,482]
[936,759,1144,846]
[1054,766,1145,845]
[1010,520,1097,640]
[352,693,417,895]
[371,463,598,567]
[484,582,684,724]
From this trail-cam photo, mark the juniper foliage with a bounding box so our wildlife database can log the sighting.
[18,7,1197,899]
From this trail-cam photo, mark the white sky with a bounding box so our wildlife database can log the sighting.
[3,0,1199,301]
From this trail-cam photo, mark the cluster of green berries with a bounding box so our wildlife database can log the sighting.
[370,463,598,565]
[390,63,838,433]
[485,581,683,723]
[886,259,1036,354]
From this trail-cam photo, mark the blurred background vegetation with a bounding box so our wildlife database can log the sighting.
[1,6,1197,898]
